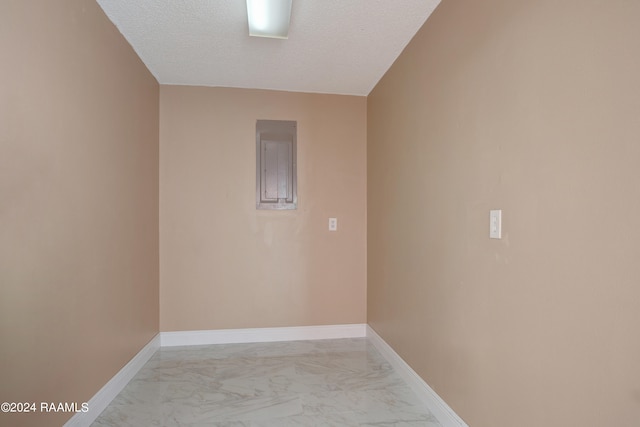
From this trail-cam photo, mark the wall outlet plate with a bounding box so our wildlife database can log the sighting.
[489,210,502,239]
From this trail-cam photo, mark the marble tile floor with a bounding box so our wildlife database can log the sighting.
[91,338,442,427]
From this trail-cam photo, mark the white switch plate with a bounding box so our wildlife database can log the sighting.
[328,218,338,231]
[489,210,502,239]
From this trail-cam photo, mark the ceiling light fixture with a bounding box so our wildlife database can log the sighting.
[246,0,292,39]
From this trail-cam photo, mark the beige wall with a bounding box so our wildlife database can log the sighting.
[368,0,640,426]
[0,1,159,426]
[160,86,366,331]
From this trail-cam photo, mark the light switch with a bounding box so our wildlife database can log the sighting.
[489,210,502,239]
[329,218,338,231]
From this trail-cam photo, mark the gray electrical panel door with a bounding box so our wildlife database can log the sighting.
[256,120,297,209]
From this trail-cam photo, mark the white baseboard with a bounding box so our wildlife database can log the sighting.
[161,323,367,347]
[366,325,468,427]
[63,334,160,427]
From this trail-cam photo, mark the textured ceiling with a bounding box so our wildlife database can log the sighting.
[96,0,441,96]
